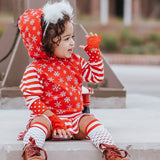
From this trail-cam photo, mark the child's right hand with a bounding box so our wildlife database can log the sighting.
[52,128,72,139]
[48,114,72,139]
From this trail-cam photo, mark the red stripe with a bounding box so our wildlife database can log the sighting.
[87,123,101,135]
[31,122,49,135]
[85,119,99,134]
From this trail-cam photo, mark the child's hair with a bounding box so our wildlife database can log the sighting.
[41,13,71,56]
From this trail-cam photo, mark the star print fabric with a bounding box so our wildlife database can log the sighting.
[18,8,104,135]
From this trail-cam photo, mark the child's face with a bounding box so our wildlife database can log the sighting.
[53,21,75,58]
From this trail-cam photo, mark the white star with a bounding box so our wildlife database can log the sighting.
[59,78,64,83]
[54,71,60,77]
[55,101,61,108]
[28,43,34,51]
[66,75,72,81]
[36,47,41,52]
[64,97,70,103]
[52,84,61,92]
[46,91,52,97]
[32,35,37,42]
[71,86,77,92]
[48,67,53,72]
[37,68,42,74]
[60,91,66,97]
[67,104,72,110]
[48,77,54,82]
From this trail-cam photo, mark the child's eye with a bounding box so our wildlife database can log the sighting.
[65,37,70,41]
[64,35,75,41]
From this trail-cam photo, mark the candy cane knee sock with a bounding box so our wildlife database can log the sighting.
[23,122,48,148]
[85,119,114,152]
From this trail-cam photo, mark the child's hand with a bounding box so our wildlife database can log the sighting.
[79,32,101,51]
[53,129,72,139]
[48,114,72,139]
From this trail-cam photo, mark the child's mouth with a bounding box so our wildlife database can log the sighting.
[68,49,73,53]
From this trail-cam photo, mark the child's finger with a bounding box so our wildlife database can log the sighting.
[53,129,57,136]
[90,32,93,36]
[66,129,72,138]
[57,129,63,137]
[79,45,86,50]
[85,35,89,38]
[59,129,66,138]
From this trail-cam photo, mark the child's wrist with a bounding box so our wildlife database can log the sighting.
[48,114,67,130]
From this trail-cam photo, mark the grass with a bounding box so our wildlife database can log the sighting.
[0,12,13,38]
[77,15,160,55]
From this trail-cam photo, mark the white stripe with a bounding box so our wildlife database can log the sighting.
[86,71,92,82]
[83,69,89,79]
[82,61,88,69]
[90,60,103,65]
[32,123,48,135]
[87,120,102,133]
[26,98,39,108]
[25,66,37,72]
[22,89,43,95]
[22,78,40,84]
[93,75,104,81]
[73,123,79,131]
[90,67,104,75]
[22,83,42,89]
[21,83,42,92]
[23,72,38,79]
[26,96,40,101]
[58,112,82,118]
[64,122,72,126]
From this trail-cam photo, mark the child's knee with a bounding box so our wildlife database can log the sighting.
[78,115,96,134]
[30,115,52,139]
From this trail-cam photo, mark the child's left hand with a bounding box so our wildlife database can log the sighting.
[79,32,101,51]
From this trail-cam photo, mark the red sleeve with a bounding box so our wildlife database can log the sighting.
[20,66,48,115]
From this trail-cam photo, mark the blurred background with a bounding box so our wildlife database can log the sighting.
[1,0,160,64]
[0,0,160,97]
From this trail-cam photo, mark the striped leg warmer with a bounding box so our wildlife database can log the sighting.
[23,122,49,148]
[85,119,114,152]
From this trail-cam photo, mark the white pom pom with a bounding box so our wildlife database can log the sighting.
[43,0,73,24]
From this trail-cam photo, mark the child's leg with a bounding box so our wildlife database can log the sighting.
[22,115,51,160]
[76,115,129,160]
[23,115,52,147]
[75,115,114,151]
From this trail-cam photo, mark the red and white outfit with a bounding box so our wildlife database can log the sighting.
[18,7,114,151]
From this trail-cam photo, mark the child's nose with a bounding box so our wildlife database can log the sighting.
[70,38,75,46]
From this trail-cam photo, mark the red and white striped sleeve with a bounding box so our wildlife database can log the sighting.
[80,49,104,83]
[20,66,48,115]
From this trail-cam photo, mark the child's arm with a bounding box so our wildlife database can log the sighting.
[79,32,104,83]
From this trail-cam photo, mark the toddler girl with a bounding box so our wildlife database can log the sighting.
[18,1,129,160]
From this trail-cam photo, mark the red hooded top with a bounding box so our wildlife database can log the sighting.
[18,8,104,117]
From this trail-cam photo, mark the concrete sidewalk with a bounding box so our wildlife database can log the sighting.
[0,93,160,160]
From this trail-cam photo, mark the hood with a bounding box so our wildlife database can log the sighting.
[18,9,49,59]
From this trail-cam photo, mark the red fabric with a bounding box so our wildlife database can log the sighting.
[48,114,67,130]
[18,8,104,116]
[85,35,101,50]
[30,99,48,115]
[18,9,48,59]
